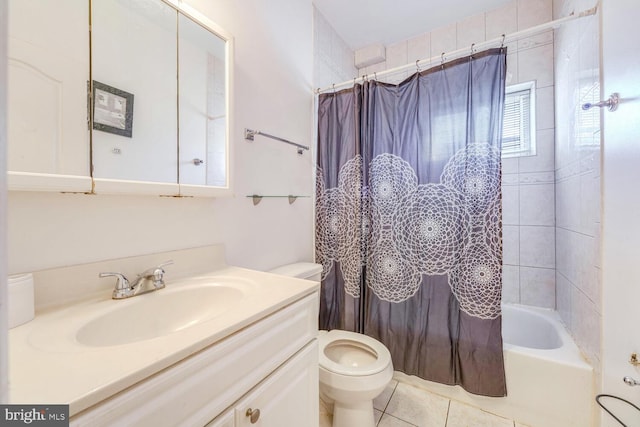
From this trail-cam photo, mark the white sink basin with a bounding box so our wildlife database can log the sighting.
[27,276,257,350]
[76,281,247,347]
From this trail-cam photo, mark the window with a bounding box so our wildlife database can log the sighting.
[502,81,536,158]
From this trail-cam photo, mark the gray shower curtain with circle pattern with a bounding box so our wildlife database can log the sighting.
[316,48,507,397]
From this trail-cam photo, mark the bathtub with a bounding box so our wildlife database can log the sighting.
[395,304,594,427]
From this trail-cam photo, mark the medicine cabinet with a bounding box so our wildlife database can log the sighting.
[7,0,233,197]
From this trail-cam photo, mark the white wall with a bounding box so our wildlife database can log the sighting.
[356,0,558,309]
[0,0,8,404]
[8,0,314,276]
[553,0,602,379]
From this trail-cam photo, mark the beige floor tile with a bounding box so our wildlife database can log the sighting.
[374,379,398,411]
[378,413,418,427]
[375,409,384,425]
[446,401,514,427]
[514,424,530,427]
[384,382,449,427]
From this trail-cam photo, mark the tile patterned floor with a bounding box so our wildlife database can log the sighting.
[320,380,531,427]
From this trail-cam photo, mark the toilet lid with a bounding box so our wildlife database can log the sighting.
[318,330,391,376]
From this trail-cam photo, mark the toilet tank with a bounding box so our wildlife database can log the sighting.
[268,263,323,282]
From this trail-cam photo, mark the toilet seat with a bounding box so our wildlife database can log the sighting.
[318,330,391,377]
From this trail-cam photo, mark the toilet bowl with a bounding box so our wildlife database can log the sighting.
[268,263,394,427]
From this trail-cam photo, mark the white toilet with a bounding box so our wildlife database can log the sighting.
[269,263,394,427]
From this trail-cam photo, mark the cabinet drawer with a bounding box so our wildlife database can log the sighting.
[71,293,318,427]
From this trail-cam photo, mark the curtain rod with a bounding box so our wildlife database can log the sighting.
[315,4,598,94]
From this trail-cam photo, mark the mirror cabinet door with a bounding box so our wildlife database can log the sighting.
[178,13,228,190]
[91,0,178,187]
[7,0,92,192]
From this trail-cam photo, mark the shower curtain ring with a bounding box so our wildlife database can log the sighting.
[332,83,336,93]
[416,59,421,72]
[441,52,446,68]
[374,72,377,81]
[500,34,506,48]
[470,43,476,56]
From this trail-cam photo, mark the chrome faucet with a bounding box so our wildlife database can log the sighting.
[99,260,174,299]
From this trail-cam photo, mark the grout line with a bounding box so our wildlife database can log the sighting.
[377,381,398,426]
[382,413,419,427]
[444,399,452,426]
[381,381,399,413]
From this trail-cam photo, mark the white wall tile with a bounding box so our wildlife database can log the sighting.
[519,183,555,226]
[502,156,519,174]
[520,266,556,308]
[555,228,573,282]
[517,31,553,52]
[501,183,519,225]
[506,53,518,85]
[517,0,553,30]
[518,43,554,88]
[518,171,554,185]
[520,226,555,268]
[556,272,572,328]
[486,0,517,39]
[571,286,600,364]
[456,13,485,50]
[503,225,520,265]
[536,86,555,130]
[386,40,408,69]
[519,128,555,173]
[502,265,520,303]
[407,33,430,64]
[554,0,601,368]
[430,23,457,57]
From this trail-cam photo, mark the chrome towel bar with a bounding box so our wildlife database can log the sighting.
[244,128,309,154]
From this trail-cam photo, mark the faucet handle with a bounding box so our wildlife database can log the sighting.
[151,260,174,289]
[98,272,130,289]
[157,260,174,269]
[99,272,133,299]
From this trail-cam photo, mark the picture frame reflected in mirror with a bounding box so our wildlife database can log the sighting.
[92,80,134,138]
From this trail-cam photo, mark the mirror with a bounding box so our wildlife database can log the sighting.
[178,13,228,189]
[7,0,92,192]
[90,0,231,196]
[91,0,178,187]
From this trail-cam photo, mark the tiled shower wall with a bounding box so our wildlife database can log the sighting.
[553,0,601,371]
[313,6,358,91]
[357,0,557,309]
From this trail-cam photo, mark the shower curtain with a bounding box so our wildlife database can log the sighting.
[316,48,507,396]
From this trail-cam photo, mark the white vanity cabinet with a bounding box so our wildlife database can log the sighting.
[207,342,318,427]
[69,293,319,427]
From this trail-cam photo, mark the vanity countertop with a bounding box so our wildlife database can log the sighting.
[9,266,319,416]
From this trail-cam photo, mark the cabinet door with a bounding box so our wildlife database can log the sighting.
[235,341,318,427]
[7,0,92,192]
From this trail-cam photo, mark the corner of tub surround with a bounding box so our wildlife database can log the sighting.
[30,244,228,312]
